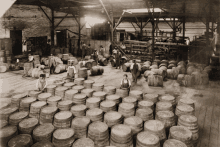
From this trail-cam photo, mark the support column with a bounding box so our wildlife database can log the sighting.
[78,15,81,51]
[183,2,186,44]
[206,4,210,65]
[173,18,176,41]
[51,8,55,47]
[140,18,143,40]
[152,20,155,59]
[110,7,114,43]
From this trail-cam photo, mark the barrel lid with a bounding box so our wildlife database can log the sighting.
[93,91,106,96]
[47,85,57,89]
[169,126,192,139]
[0,102,10,110]
[31,101,47,107]
[124,116,143,127]
[54,111,72,120]
[160,95,175,101]
[87,97,101,103]
[29,90,41,95]
[156,111,174,118]
[41,106,58,114]
[100,100,116,107]
[65,90,78,95]
[8,134,32,147]
[119,103,134,110]
[104,111,122,121]
[47,96,62,102]
[19,118,38,128]
[53,128,74,140]
[111,124,131,137]
[72,138,94,147]
[64,82,75,87]
[9,111,28,120]
[89,121,108,133]
[75,78,85,81]
[21,97,36,104]
[72,116,91,127]
[144,94,158,99]
[123,97,138,103]
[33,123,54,136]
[136,108,153,115]
[137,132,159,145]
[58,100,72,106]
[157,101,172,107]
[163,139,187,147]
[179,115,197,123]
[82,89,94,93]
[0,125,17,138]
[12,93,27,100]
[71,105,87,111]
[54,80,64,85]
[138,100,154,107]
[74,94,87,99]
[38,93,52,98]
[86,108,103,116]
[0,120,8,129]
[73,85,85,90]
[106,95,121,100]
[177,105,194,112]
[0,106,18,115]
[130,90,143,95]
[31,141,53,147]
[104,86,116,90]
[179,98,195,105]
[93,83,104,87]
[144,120,164,131]
[56,86,69,91]
[84,80,95,84]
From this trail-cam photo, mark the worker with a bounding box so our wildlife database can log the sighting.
[82,42,87,59]
[46,39,51,56]
[130,59,139,83]
[100,45,105,56]
[113,47,117,56]
[87,44,91,56]
[67,62,76,80]
[49,54,56,74]
[121,42,126,50]
[93,49,99,65]
[109,43,113,55]
[120,74,131,91]
[36,74,47,92]
[115,50,122,69]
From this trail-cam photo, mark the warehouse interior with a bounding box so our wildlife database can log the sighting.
[0,0,220,147]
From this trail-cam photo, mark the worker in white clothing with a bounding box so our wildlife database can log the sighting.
[67,62,77,81]
[36,74,47,92]
[120,74,131,92]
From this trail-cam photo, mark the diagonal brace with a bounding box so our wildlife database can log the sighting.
[131,22,137,31]
[142,18,150,29]
[113,11,125,31]
[98,0,112,25]
[163,18,173,29]
[39,5,52,23]
[54,13,68,29]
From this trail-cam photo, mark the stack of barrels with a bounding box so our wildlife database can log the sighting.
[70,104,87,117]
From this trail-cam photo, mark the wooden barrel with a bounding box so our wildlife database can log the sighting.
[71,116,91,139]
[86,97,101,109]
[53,111,73,129]
[84,80,95,89]
[8,134,33,147]
[81,89,94,98]
[0,106,19,121]
[11,93,27,107]
[38,93,52,101]
[90,66,104,76]
[111,59,116,67]
[74,78,85,85]
[72,138,95,147]
[73,94,87,105]
[0,125,18,147]
[78,68,88,79]
[53,80,64,87]
[72,85,85,93]
[143,94,159,104]
[0,120,8,129]
[148,75,163,87]
[110,124,133,147]
[70,104,87,117]
[63,82,76,89]
[18,118,38,134]
[88,121,109,146]
[169,126,193,146]
[104,86,116,95]
[138,100,154,111]
[40,106,58,124]
[104,111,123,128]
[24,62,33,75]
[52,128,75,147]
[163,139,187,147]
[32,141,54,147]
[29,101,47,119]
[64,89,78,101]
[135,108,154,121]
[33,123,55,142]
[55,64,66,73]
[178,115,199,146]
[47,96,62,107]
[99,58,108,66]
[118,103,135,118]
[156,102,173,113]
[159,95,176,107]
[57,100,73,111]
[123,97,138,108]
[151,69,166,79]
[106,95,121,105]
[116,88,129,98]
[19,97,37,112]
[156,111,176,133]
[178,98,195,109]
[86,108,104,122]
[92,83,104,91]
[9,111,29,126]
[62,54,69,61]
[129,90,143,101]
[124,116,143,135]
[100,100,117,112]
[136,131,160,147]
[92,91,107,101]
[144,120,167,143]
[122,63,132,72]
[31,68,44,78]
[55,86,69,98]
[28,90,42,98]
[175,105,195,118]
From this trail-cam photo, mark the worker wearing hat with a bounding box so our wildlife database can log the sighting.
[130,59,139,83]
[48,54,56,74]
[115,49,122,69]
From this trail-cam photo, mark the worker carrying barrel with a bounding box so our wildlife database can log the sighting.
[130,59,139,83]
[67,62,76,80]
[115,49,122,69]
[120,74,131,91]
[36,74,47,92]
[49,54,56,74]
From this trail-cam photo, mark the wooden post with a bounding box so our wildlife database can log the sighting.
[173,18,176,41]
[140,18,143,40]
[183,2,186,44]
[152,20,155,59]
[206,3,210,65]
[78,16,81,51]
[51,8,55,47]
[110,7,114,43]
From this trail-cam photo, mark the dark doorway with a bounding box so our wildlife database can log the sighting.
[120,33,124,41]
[56,30,67,47]
[10,30,22,55]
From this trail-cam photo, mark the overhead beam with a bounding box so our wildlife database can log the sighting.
[131,22,137,31]
[51,8,55,47]
[135,16,141,28]
[54,13,68,29]
[142,18,150,28]
[98,0,113,25]
[113,11,125,31]
[163,18,173,29]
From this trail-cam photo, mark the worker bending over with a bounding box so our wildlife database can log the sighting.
[36,74,47,92]
[130,60,139,83]
[67,62,77,81]
[120,74,131,92]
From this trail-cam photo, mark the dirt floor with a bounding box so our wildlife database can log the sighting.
[1,63,220,147]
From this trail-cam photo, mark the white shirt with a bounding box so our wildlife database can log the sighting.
[36,79,47,90]
[29,56,34,62]
[67,66,76,74]
[121,79,131,86]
